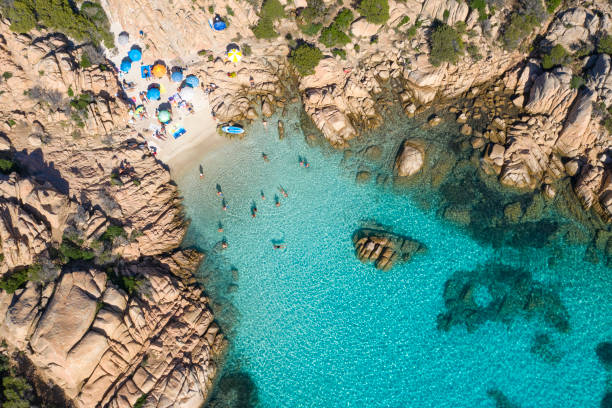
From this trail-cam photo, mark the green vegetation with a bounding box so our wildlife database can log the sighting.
[466,42,482,61]
[429,22,464,66]
[570,75,585,89]
[226,5,234,16]
[241,43,252,56]
[2,0,114,48]
[59,235,95,262]
[101,225,126,242]
[332,48,347,59]
[598,34,612,55]
[67,85,74,97]
[0,264,41,294]
[299,22,322,36]
[134,393,148,408]
[105,269,143,295]
[545,0,561,13]
[357,0,389,24]
[69,92,93,128]
[300,0,327,23]
[0,159,14,174]
[469,0,488,20]
[319,8,353,48]
[501,12,541,50]
[397,15,410,27]
[260,0,285,19]
[2,72,12,81]
[252,0,285,39]
[1,356,32,408]
[289,43,323,76]
[80,53,92,68]
[541,44,568,69]
[208,5,214,13]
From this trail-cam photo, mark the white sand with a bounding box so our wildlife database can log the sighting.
[107,24,228,179]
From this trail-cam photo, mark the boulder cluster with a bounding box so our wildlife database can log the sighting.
[352,227,426,271]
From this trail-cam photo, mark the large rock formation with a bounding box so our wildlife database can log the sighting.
[394,140,424,177]
[0,21,225,408]
[352,227,426,271]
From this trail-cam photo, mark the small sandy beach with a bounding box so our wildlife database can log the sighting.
[108,23,229,179]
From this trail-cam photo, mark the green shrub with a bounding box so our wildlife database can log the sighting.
[101,225,126,242]
[59,236,95,262]
[604,116,612,134]
[502,12,540,50]
[2,375,33,407]
[332,48,347,59]
[134,393,148,408]
[260,0,285,19]
[598,34,612,55]
[442,9,449,22]
[570,75,585,89]
[226,5,234,16]
[80,53,92,68]
[105,269,143,295]
[300,0,327,23]
[2,0,114,48]
[299,22,323,35]
[544,0,561,13]
[0,159,14,174]
[67,85,74,97]
[2,72,12,81]
[397,16,410,27]
[470,0,487,20]
[541,44,568,69]
[357,0,389,24]
[466,43,482,61]
[208,5,214,13]
[251,17,278,39]
[429,22,464,66]
[333,8,354,30]
[354,43,360,52]
[70,93,93,112]
[241,43,252,56]
[289,43,323,76]
[319,25,351,47]
[0,264,40,294]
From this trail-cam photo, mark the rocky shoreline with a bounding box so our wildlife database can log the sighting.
[1,0,611,405]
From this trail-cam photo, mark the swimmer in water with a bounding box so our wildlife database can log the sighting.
[305,162,310,168]
[262,153,270,162]
[279,186,288,197]
[221,241,228,249]
[273,244,285,249]
[217,222,223,233]
[274,194,280,207]
[222,199,227,211]
[217,191,223,197]
[199,164,204,179]
[261,190,266,200]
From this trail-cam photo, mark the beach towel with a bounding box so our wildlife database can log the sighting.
[173,128,186,139]
[141,65,152,79]
[160,84,166,94]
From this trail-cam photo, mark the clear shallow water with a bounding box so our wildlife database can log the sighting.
[178,111,612,408]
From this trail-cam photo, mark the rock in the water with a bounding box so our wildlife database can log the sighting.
[356,171,371,183]
[394,140,424,177]
[596,341,612,369]
[460,124,473,136]
[352,227,426,271]
[277,120,285,140]
[428,115,442,127]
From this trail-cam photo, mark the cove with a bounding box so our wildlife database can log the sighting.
[177,107,612,408]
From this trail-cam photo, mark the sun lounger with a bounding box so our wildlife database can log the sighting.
[141,65,153,79]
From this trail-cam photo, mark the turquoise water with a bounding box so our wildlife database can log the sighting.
[179,110,612,407]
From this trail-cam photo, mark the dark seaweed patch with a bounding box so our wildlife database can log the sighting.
[205,372,259,408]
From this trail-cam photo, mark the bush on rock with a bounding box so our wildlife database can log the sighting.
[429,22,464,66]
[357,0,389,25]
[289,43,323,76]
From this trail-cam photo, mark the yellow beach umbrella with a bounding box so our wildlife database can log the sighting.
[227,48,242,63]
[152,64,167,78]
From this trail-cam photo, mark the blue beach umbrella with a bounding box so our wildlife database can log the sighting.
[171,70,183,82]
[128,48,142,62]
[185,75,199,87]
[147,87,161,100]
[120,58,132,72]
[213,15,227,31]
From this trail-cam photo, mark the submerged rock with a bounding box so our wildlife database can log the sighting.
[437,263,570,333]
[352,228,426,271]
[596,341,612,369]
[394,140,424,177]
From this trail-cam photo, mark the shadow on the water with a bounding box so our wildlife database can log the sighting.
[205,371,259,408]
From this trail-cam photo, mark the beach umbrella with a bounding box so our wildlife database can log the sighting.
[147,87,161,100]
[213,16,227,31]
[152,64,167,78]
[117,32,129,45]
[227,48,242,63]
[171,70,183,82]
[158,110,171,123]
[128,48,142,62]
[120,58,132,72]
[185,75,199,87]
[135,105,145,113]
[179,85,194,100]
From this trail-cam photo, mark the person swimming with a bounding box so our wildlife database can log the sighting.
[217,222,223,233]
[217,191,223,197]
[261,190,266,200]
[273,244,285,249]
[262,153,270,162]
[222,199,227,211]
[279,186,288,197]
[221,241,228,249]
[199,164,204,179]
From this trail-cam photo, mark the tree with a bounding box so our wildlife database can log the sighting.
[429,23,464,66]
[289,43,323,76]
[357,0,389,25]
[541,44,568,69]
[598,34,612,55]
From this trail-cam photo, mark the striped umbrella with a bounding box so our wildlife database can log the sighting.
[227,48,242,63]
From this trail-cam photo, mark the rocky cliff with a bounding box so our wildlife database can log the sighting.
[0,19,224,407]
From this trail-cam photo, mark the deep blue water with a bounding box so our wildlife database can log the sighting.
[178,109,612,408]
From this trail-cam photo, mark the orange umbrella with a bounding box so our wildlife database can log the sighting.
[152,64,167,78]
